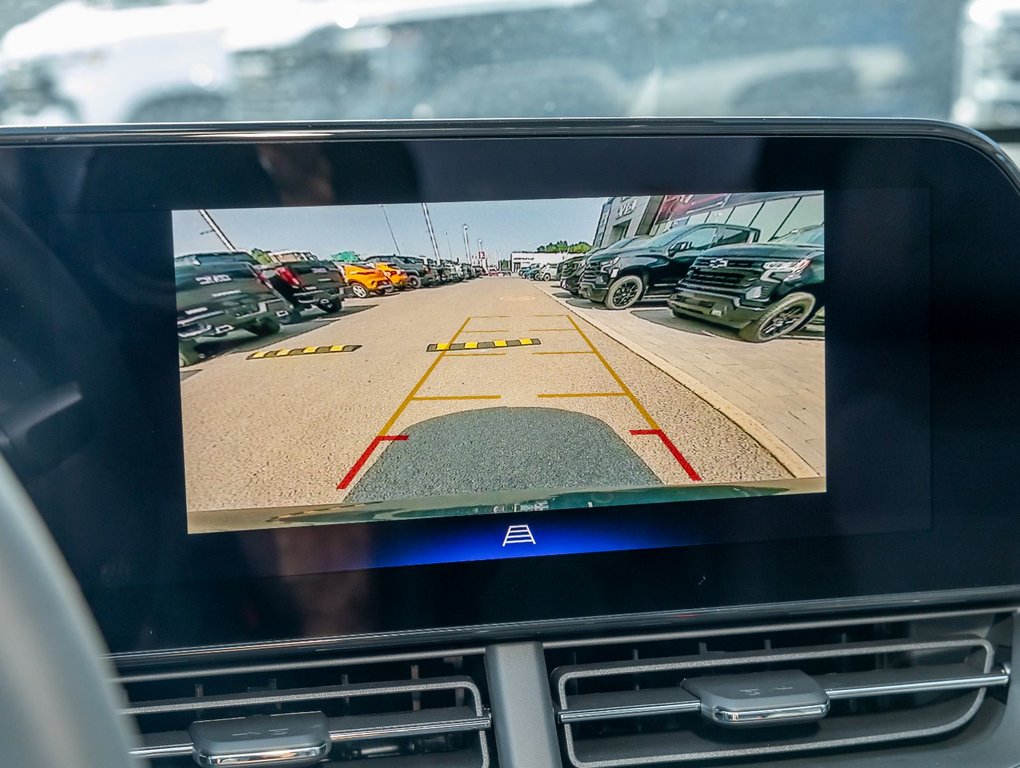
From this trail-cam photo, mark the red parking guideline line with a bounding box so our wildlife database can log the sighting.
[630,429,702,482]
[337,435,408,490]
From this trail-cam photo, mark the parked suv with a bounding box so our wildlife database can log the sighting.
[668,224,824,342]
[561,237,642,295]
[339,262,395,298]
[174,255,288,367]
[580,223,760,309]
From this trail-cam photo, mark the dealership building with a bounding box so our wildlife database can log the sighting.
[592,195,664,249]
[649,192,823,241]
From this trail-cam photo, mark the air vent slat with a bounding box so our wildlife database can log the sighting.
[119,652,491,766]
[557,662,1008,725]
[823,663,1009,699]
[549,610,1013,767]
[122,674,478,716]
[131,707,490,758]
[567,693,987,767]
[561,688,701,723]
[330,706,491,742]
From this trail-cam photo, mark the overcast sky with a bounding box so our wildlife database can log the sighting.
[172,197,607,262]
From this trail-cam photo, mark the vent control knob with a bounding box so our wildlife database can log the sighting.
[682,670,830,728]
[189,712,331,767]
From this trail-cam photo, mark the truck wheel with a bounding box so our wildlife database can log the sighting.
[351,283,369,299]
[179,343,201,368]
[248,317,281,337]
[320,300,342,314]
[604,275,644,309]
[407,274,421,289]
[738,292,816,343]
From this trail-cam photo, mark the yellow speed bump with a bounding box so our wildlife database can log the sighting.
[248,344,361,359]
[427,338,540,352]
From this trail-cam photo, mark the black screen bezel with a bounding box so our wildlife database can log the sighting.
[2,119,1019,658]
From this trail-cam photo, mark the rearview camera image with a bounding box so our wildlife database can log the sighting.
[174,193,825,533]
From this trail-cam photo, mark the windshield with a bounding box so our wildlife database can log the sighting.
[639,226,698,250]
[0,0,1007,137]
[773,226,825,245]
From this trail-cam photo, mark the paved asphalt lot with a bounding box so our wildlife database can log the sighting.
[182,277,794,532]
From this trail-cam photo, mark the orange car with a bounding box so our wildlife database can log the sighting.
[371,261,410,289]
[339,263,394,298]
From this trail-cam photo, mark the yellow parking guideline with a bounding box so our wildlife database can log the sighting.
[247,344,361,360]
[537,392,628,398]
[411,395,502,401]
[426,338,540,352]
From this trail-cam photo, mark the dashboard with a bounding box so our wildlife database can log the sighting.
[2,119,1020,768]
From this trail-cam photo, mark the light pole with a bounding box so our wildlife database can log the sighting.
[462,225,471,263]
[420,203,441,261]
[379,204,402,255]
[444,230,453,260]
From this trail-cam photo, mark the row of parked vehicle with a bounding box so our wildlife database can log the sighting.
[175,249,484,366]
[555,222,825,343]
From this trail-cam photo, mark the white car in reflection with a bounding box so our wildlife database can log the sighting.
[0,0,243,125]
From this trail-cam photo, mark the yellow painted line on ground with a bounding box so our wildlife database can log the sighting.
[532,350,595,355]
[379,316,471,435]
[426,338,540,352]
[537,392,628,398]
[248,344,361,359]
[411,395,502,401]
[565,314,659,430]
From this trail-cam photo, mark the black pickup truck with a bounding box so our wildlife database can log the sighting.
[175,258,289,366]
[580,224,759,309]
[177,251,347,314]
[668,224,824,342]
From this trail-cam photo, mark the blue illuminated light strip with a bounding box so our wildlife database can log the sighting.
[369,518,707,569]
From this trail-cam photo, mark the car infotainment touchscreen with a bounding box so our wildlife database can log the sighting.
[172,193,826,536]
[4,120,1020,653]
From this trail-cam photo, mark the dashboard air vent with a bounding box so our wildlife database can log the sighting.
[546,608,1013,767]
[115,647,491,767]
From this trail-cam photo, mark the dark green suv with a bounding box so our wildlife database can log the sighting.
[668,225,824,342]
[580,223,759,309]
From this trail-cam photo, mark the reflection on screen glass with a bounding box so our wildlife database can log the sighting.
[172,193,825,534]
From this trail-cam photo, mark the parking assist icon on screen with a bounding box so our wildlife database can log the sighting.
[502,524,536,546]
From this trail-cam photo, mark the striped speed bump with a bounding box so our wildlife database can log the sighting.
[427,338,540,352]
[248,344,361,359]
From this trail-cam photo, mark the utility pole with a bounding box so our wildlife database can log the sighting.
[421,203,441,261]
[380,205,402,255]
[462,225,471,263]
[198,209,236,251]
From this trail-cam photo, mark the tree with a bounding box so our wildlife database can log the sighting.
[536,240,590,253]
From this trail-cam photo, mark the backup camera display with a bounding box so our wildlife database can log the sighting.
[173,193,825,534]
